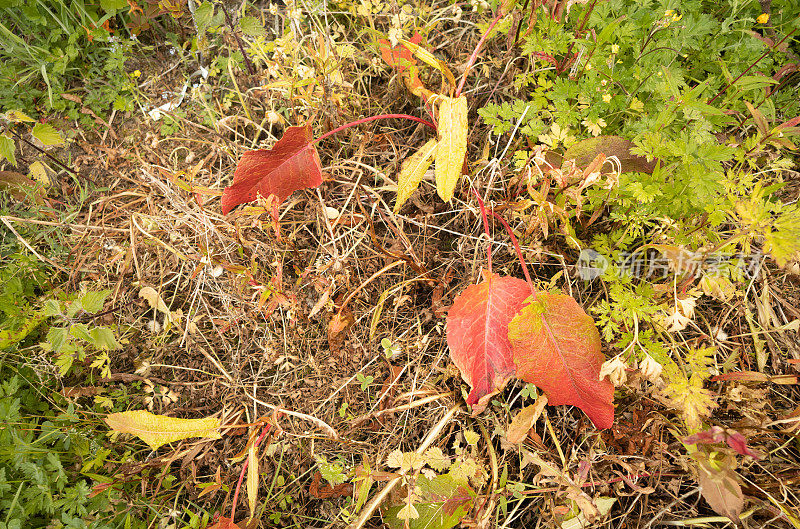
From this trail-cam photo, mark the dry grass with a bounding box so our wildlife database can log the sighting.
[5,1,800,527]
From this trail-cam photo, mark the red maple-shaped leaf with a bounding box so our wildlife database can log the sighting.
[508,293,614,429]
[221,125,322,214]
[446,271,530,413]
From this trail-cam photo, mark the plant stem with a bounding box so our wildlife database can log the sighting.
[489,211,537,298]
[455,11,505,98]
[219,1,255,76]
[708,28,797,104]
[472,189,493,275]
[230,423,272,524]
[313,114,436,144]
[7,128,94,184]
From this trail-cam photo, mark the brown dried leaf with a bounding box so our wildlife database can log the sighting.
[697,457,744,523]
[506,396,548,444]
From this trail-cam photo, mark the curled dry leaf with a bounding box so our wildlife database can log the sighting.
[446,271,530,413]
[508,293,615,429]
[435,95,468,203]
[221,124,322,214]
[328,308,355,349]
[506,395,548,444]
[394,138,438,212]
[139,286,171,316]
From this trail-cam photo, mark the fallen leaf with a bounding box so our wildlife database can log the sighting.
[435,96,468,203]
[446,271,530,413]
[308,471,354,499]
[139,286,172,321]
[0,170,46,202]
[395,138,438,212]
[508,293,615,429]
[328,308,355,349]
[206,516,241,529]
[507,395,549,444]
[105,410,221,451]
[561,135,656,174]
[697,457,744,523]
[247,443,258,520]
[221,125,322,214]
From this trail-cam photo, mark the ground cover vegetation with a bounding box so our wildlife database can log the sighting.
[0,0,799,527]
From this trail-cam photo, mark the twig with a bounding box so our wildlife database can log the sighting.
[6,128,95,185]
[456,11,505,98]
[244,391,339,439]
[219,1,255,76]
[0,216,69,273]
[314,114,436,144]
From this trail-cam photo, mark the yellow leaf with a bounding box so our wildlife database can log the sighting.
[138,286,173,322]
[506,395,548,444]
[31,123,64,146]
[247,443,259,520]
[399,39,456,90]
[27,161,51,186]
[6,110,34,123]
[105,410,221,451]
[756,13,769,24]
[435,95,468,203]
[395,138,438,212]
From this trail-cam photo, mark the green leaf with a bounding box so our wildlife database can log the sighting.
[89,327,121,350]
[46,326,69,353]
[384,474,476,529]
[194,2,215,32]
[79,290,110,314]
[31,123,64,146]
[239,16,265,37]
[99,0,127,12]
[69,323,93,343]
[317,457,346,485]
[0,312,46,349]
[0,134,16,166]
[5,110,33,122]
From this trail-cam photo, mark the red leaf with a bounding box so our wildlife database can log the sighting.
[508,293,614,429]
[378,32,422,73]
[378,33,428,97]
[221,125,322,214]
[446,272,530,413]
[206,516,241,529]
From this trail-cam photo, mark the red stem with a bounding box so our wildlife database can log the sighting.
[230,424,272,524]
[314,114,436,144]
[489,211,536,299]
[455,11,505,98]
[472,189,493,275]
[708,28,797,104]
